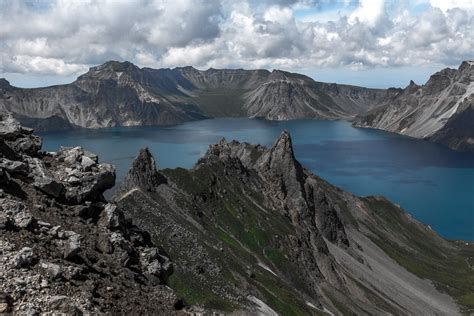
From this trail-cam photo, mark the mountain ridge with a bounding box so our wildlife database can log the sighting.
[114,128,473,315]
[0,60,391,130]
[1,60,473,151]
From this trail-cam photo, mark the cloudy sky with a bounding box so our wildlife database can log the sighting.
[1,0,473,88]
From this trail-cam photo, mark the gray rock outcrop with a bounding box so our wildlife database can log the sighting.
[0,115,180,314]
[354,60,474,151]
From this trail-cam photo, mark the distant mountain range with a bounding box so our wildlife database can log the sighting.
[1,60,473,151]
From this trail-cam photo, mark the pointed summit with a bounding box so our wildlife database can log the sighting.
[118,147,167,195]
[261,130,300,173]
[273,130,294,153]
[406,80,420,93]
[258,130,306,209]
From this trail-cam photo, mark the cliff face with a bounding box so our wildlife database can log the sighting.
[354,61,474,151]
[0,62,205,131]
[0,114,181,314]
[2,60,472,151]
[0,61,389,131]
[244,70,392,120]
[114,130,473,315]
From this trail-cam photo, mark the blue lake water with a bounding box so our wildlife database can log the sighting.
[38,118,474,241]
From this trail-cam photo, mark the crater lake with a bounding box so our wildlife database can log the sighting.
[39,118,474,241]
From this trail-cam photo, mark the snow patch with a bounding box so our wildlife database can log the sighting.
[117,188,139,200]
[306,302,334,315]
[258,262,278,277]
[249,296,278,316]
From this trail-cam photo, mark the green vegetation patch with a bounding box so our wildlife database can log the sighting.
[252,270,312,316]
[168,272,237,312]
[194,88,247,117]
[364,197,474,312]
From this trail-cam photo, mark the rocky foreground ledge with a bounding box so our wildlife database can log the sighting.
[0,114,180,314]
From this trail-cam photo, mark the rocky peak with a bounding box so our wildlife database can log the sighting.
[94,60,139,73]
[405,80,420,93]
[459,60,474,72]
[268,69,290,81]
[256,131,308,219]
[118,148,167,194]
[456,60,474,83]
[256,131,349,247]
[0,78,12,90]
[77,60,141,82]
[196,138,232,165]
[259,130,303,179]
[194,139,251,178]
[423,68,456,95]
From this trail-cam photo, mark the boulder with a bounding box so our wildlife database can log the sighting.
[65,163,115,203]
[0,293,12,313]
[33,176,64,198]
[48,296,82,315]
[9,135,42,156]
[14,247,35,268]
[0,114,22,139]
[41,262,63,279]
[83,149,98,162]
[64,233,82,259]
[64,266,83,280]
[0,158,28,175]
[140,248,172,277]
[101,203,121,229]
[13,211,34,229]
[147,260,162,275]
[81,156,96,171]
[96,233,113,254]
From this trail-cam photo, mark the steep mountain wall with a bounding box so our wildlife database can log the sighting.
[354,61,474,151]
[0,61,389,130]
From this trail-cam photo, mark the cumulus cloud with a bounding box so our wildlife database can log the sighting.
[348,0,385,27]
[0,0,473,76]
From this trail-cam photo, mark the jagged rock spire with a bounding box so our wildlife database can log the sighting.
[264,130,298,168]
[119,147,167,194]
[258,130,305,195]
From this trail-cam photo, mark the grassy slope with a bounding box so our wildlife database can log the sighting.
[161,165,323,315]
[192,88,248,117]
[363,197,474,313]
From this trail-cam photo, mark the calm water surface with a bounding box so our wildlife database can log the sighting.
[39,118,474,241]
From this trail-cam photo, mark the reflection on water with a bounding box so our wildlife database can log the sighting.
[39,118,474,241]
